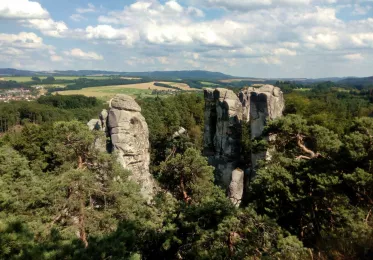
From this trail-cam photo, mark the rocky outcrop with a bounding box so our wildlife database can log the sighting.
[89,94,156,200]
[87,119,101,131]
[228,168,244,206]
[240,85,285,170]
[204,85,284,198]
[204,88,243,185]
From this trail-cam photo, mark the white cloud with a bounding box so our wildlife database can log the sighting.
[51,55,63,62]
[200,0,373,11]
[350,33,373,47]
[76,3,96,14]
[0,32,59,69]
[273,48,297,56]
[0,0,49,19]
[64,48,104,60]
[70,14,85,22]
[165,1,184,12]
[2,0,373,77]
[0,32,46,49]
[201,0,312,11]
[353,4,372,15]
[23,19,68,37]
[2,47,24,55]
[186,7,204,17]
[260,56,282,65]
[304,32,340,50]
[343,53,364,60]
[0,0,69,38]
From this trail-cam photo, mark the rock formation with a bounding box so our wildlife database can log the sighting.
[204,85,284,204]
[240,85,285,170]
[89,94,156,200]
[204,88,244,185]
[228,168,244,206]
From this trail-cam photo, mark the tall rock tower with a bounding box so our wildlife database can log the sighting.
[90,94,156,201]
[203,85,284,205]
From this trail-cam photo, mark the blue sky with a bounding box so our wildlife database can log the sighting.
[0,0,373,78]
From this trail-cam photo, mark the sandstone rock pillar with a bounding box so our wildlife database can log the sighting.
[203,85,284,201]
[203,88,243,186]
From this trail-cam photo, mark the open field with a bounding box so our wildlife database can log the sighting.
[219,78,265,83]
[53,82,189,100]
[158,81,198,91]
[120,77,142,80]
[55,88,154,100]
[200,81,220,86]
[3,76,113,82]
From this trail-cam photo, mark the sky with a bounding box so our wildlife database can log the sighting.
[0,0,373,78]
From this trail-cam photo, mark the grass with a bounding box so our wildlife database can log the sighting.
[2,76,113,82]
[200,81,220,86]
[53,82,182,100]
[55,88,155,101]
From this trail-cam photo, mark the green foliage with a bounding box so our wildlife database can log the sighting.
[139,93,204,170]
[159,148,215,202]
[0,97,103,133]
[38,95,99,109]
[251,114,373,258]
[32,76,41,82]
[4,82,373,259]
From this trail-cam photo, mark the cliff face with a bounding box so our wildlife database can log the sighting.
[204,85,284,205]
[240,85,285,170]
[89,94,156,200]
[204,88,243,186]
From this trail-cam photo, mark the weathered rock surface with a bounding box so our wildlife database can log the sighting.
[87,119,101,131]
[172,127,187,138]
[204,88,243,185]
[89,94,156,200]
[240,85,285,170]
[228,168,244,206]
[204,85,284,195]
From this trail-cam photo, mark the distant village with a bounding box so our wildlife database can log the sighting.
[0,87,43,102]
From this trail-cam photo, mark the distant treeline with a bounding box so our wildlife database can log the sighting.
[0,81,31,90]
[38,95,99,109]
[153,82,180,90]
[0,95,104,132]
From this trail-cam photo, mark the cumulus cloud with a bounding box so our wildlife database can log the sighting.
[353,4,372,15]
[64,48,104,60]
[51,55,63,62]
[70,14,85,22]
[343,53,364,60]
[76,3,96,14]
[23,19,68,37]
[0,0,49,19]
[200,0,373,11]
[1,0,373,76]
[273,48,297,56]
[0,0,69,38]
[0,32,58,69]
[350,33,373,48]
[0,32,47,49]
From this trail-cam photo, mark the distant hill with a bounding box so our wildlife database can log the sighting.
[0,68,233,80]
[1,68,372,85]
[0,68,35,76]
[338,76,373,89]
[123,70,232,80]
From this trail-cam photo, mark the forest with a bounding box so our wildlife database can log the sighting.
[1,82,373,259]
